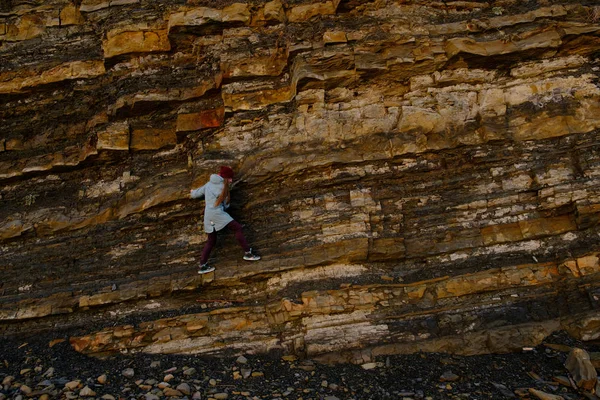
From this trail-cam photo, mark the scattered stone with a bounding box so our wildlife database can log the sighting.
[440,371,460,382]
[192,392,202,400]
[321,380,328,387]
[157,382,170,389]
[361,362,378,370]
[565,348,598,391]
[324,396,340,400]
[64,380,80,390]
[209,379,217,386]
[176,383,191,396]
[2,376,14,385]
[241,368,252,379]
[297,361,315,371]
[163,374,174,382]
[122,368,135,378]
[20,368,31,375]
[19,385,32,395]
[145,394,159,400]
[214,393,228,400]
[528,388,564,400]
[101,395,115,400]
[42,367,54,378]
[49,338,66,348]
[164,367,177,373]
[552,376,572,387]
[80,386,97,397]
[282,355,297,362]
[163,387,183,397]
[39,394,50,400]
[150,361,161,368]
[491,382,516,398]
[97,374,107,384]
[251,372,264,377]
[233,371,242,380]
[236,355,248,364]
[183,367,196,376]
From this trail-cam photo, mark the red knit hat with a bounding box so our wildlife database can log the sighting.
[219,166,234,179]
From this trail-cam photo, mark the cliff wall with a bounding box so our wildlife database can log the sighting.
[1,0,600,362]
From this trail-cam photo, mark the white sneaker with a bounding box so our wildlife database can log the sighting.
[198,264,215,274]
[243,249,260,261]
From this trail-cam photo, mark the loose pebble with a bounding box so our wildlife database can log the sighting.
[64,380,80,390]
[241,368,252,379]
[183,367,196,376]
[2,376,14,385]
[19,384,32,395]
[163,387,183,397]
[214,393,228,400]
[122,368,134,378]
[80,386,97,397]
[176,382,191,395]
[236,355,248,364]
[163,373,174,382]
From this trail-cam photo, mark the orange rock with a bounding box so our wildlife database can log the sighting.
[323,31,347,44]
[60,4,85,25]
[0,61,105,93]
[481,222,523,245]
[287,1,338,23]
[518,215,576,239]
[130,128,177,150]
[176,108,225,132]
[97,122,130,150]
[103,29,171,59]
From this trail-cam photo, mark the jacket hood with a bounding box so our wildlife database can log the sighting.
[209,174,224,184]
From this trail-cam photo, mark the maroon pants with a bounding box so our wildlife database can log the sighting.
[200,220,250,264]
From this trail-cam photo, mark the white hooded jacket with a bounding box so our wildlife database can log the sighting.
[190,174,233,233]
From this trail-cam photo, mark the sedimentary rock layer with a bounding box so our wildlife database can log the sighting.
[1,0,600,361]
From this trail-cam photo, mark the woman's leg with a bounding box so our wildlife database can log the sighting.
[226,220,251,252]
[200,231,217,264]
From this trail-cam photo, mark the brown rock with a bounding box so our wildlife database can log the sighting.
[0,61,105,93]
[323,31,347,44]
[528,388,564,400]
[263,0,285,22]
[287,1,338,22]
[176,108,225,132]
[80,0,110,12]
[97,122,130,151]
[103,29,171,59]
[60,4,85,25]
[130,128,177,151]
[565,348,598,391]
[163,388,183,397]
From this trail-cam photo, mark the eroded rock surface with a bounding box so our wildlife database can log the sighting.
[1,0,600,361]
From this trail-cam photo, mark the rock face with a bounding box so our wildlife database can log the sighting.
[1,0,600,362]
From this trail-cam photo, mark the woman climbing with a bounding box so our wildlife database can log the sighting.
[190,166,260,274]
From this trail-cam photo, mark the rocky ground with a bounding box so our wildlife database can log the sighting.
[0,331,598,400]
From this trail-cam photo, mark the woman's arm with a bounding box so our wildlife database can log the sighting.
[190,184,206,199]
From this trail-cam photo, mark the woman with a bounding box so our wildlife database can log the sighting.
[190,166,260,274]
